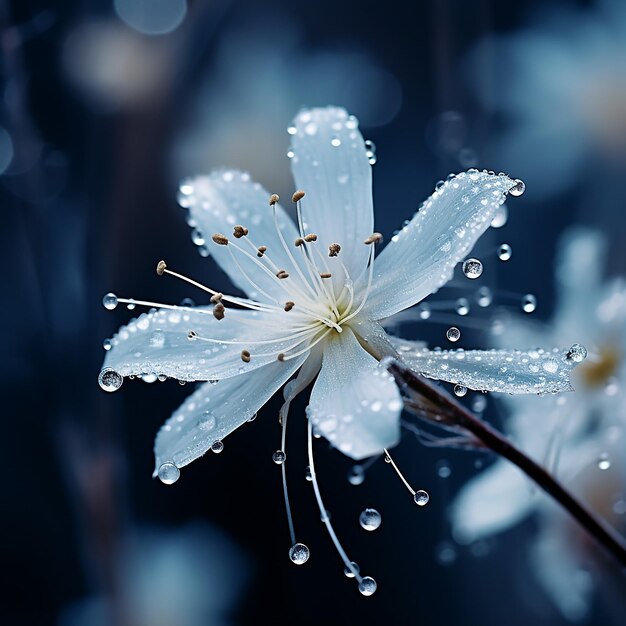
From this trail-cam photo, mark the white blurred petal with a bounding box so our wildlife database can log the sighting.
[307,327,401,459]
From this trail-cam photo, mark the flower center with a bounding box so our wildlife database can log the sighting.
[577,344,621,389]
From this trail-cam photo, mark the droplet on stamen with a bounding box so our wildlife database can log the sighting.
[344,561,360,578]
[272,450,286,464]
[102,292,119,310]
[359,508,382,531]
[289,543,310,565]
[358,576,377,596]
[414,490,430,506]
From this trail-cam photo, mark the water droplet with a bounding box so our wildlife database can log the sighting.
[211,440,224,454]
[418,302,431,320]
[126,301,136,310]
[566,343,587,363]
[305,465,313,481]
[476,286,493,308]
[453,384,467,397]
[272,450,286,464]
[330,136,341,147]
[287,125,297,135]
[509,179,525,197]
[347,465,365,485]
[491,204,508,228]
[197,410,216,431]
[598,453,611,471]
[247,412,257,422]
[320,509,332,522]
[455,298,470,316]
[98,368,123,392]
[191,229,205,246]
[359,508,382,531]
[358,576,377,596]
[364,139,376,153]
[498,243,512,261]
[521,294,537,313]
[287,150,295,159]
[102,292,118,310]
[437,461,452,478]
[472,395,487,413]
[344,561,360,578]
[304,122,318,136]
[288,543,310,565]
[446,327,461,342]
[414,490,429,506]
[149,330,165,348]
[462,258,483,279]
[436,541,457,566]
[158,462,180,485]
[158,374,167,382]
[102,339,112,351]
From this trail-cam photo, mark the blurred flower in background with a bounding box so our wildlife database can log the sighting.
[453,229,626,620]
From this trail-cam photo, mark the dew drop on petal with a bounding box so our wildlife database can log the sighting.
[455,298,470,316]
[509,179,526,197]
[102,292,118,310]
[211,440,224,454]
[359,508,382,531]
[197,410,216,431]
[566,343,587,363]
[347,465,365,485]
[446,327,461,342]
[454,384,467,397]
[521,294,537,313]
[102,339,112,351]
[462,258,483,279]
[491,204,508,228]
[157,462,180,485]
[598,453,611,471]
[272,449,286,464]
[414,490,430,506]
[288,543,310,565]
[498,243,512,261]
[358,576,377,596]
[344,561,360,578]
[476,286,493,308]
[98,368,123,392]
[330,136,342,147]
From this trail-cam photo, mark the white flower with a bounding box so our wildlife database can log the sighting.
[100,106,580,476]
[452,228,626,620]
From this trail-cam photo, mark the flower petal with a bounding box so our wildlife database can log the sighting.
[103,307,306,382]
[154,353,308,472]
[182,170,304,303]
[290,107,373,279]
[392,340,579,394]
[363,170,517,320]
[307,327,401,460]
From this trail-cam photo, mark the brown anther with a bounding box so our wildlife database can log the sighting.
[295,238,305,247]
[187,330,198,340]
[328,243,341,257]
[233,225,248,238]
[320,272,332,279]
[269,193,280,206]
[292,190,305,203]
[210,293,223,304]
[156,260,167,276]
[257,246,267,258]
[276,270,289,279]
[364,232,384,245]
[213,302,225,320]
[304,234,318,242]
[277,353,286,362]
[284,301,295,312]
[211,233,229,246]
[241,350,251,363]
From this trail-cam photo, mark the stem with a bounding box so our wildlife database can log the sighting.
[387,360,626,568]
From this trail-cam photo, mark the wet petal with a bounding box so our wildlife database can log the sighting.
[290,107,374,279]
[392,340,580,394]
[182,170,304,303]
[154,354,308,472]
[103,307,306,382]
[307,327,401,460]
[363,170,517,320]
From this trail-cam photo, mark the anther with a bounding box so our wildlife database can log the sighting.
[277,353,286,362]
[295,238,305,247]
[276,270,290,279]
[156,260,167,276]
[257,245,267,257]
[241,350,251,363]
[364,232,383,245]
[213,302,225,320]
[284,301,295,312]
[269,193,280,206]
[292,190,305,203]
[320,272,332,279]
[188,330,198,340]
[233,225,249,238]
[212,233,229,246]
[210,293,223,304]
[328,243,341,257]
[304,234,318,242]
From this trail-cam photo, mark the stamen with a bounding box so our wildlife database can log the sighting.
[269,193,280,206]
[187,330,198,340]
[276,270,290,279]
[383,448,416,496]
[257,246,267,257]
[295,238,305,247]
[193,325,320,346]
[241,350,251,363]
[292,190,305,203]
[339,244,376,325]
[284,301,295,312]
[328,243,341,257]
[156,260,167,276]
[304,234,318,242]
[364,232,383,245]
[233,225,249,238]
[212,233,229,246]
[320,272,332,279]
[213,302,225,320]
[210,293,223,303]
[277,353,286,361]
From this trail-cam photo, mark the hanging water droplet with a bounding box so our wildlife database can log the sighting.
[102,292,118,310]
[157,374,167,382]
[509,178,525,196]
[305,465,313,481]
[521,294,537,313]
[247,412,257,422]
[287,125,297,135]
[358,576,377,596]
[437,461,452,478]
[598,453,611,471]
[414,490,430,506]
[418,302,431,320]
[446,327,461,342]
[288,543,310,565]
[454,384,467,397]
[566,343,587,363]
[476,286,493,308]
[344,561,360,578]
[347,465,365,485]
[462,258,483,279]
[98,368,123,392]
[191,229,205,246]
[197,410,216,431]
[272,450,286,464]
[472,395,487,413]
[102,339,112,351]
[359,508,382,531]
[142,373,157,383]
[491,204,508,228]
[126,300,136,310]
[211,440,224,454]
[320,509,332,522]
[455,298,470,316]
[498,243,512,261]
[157,462,180,485]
